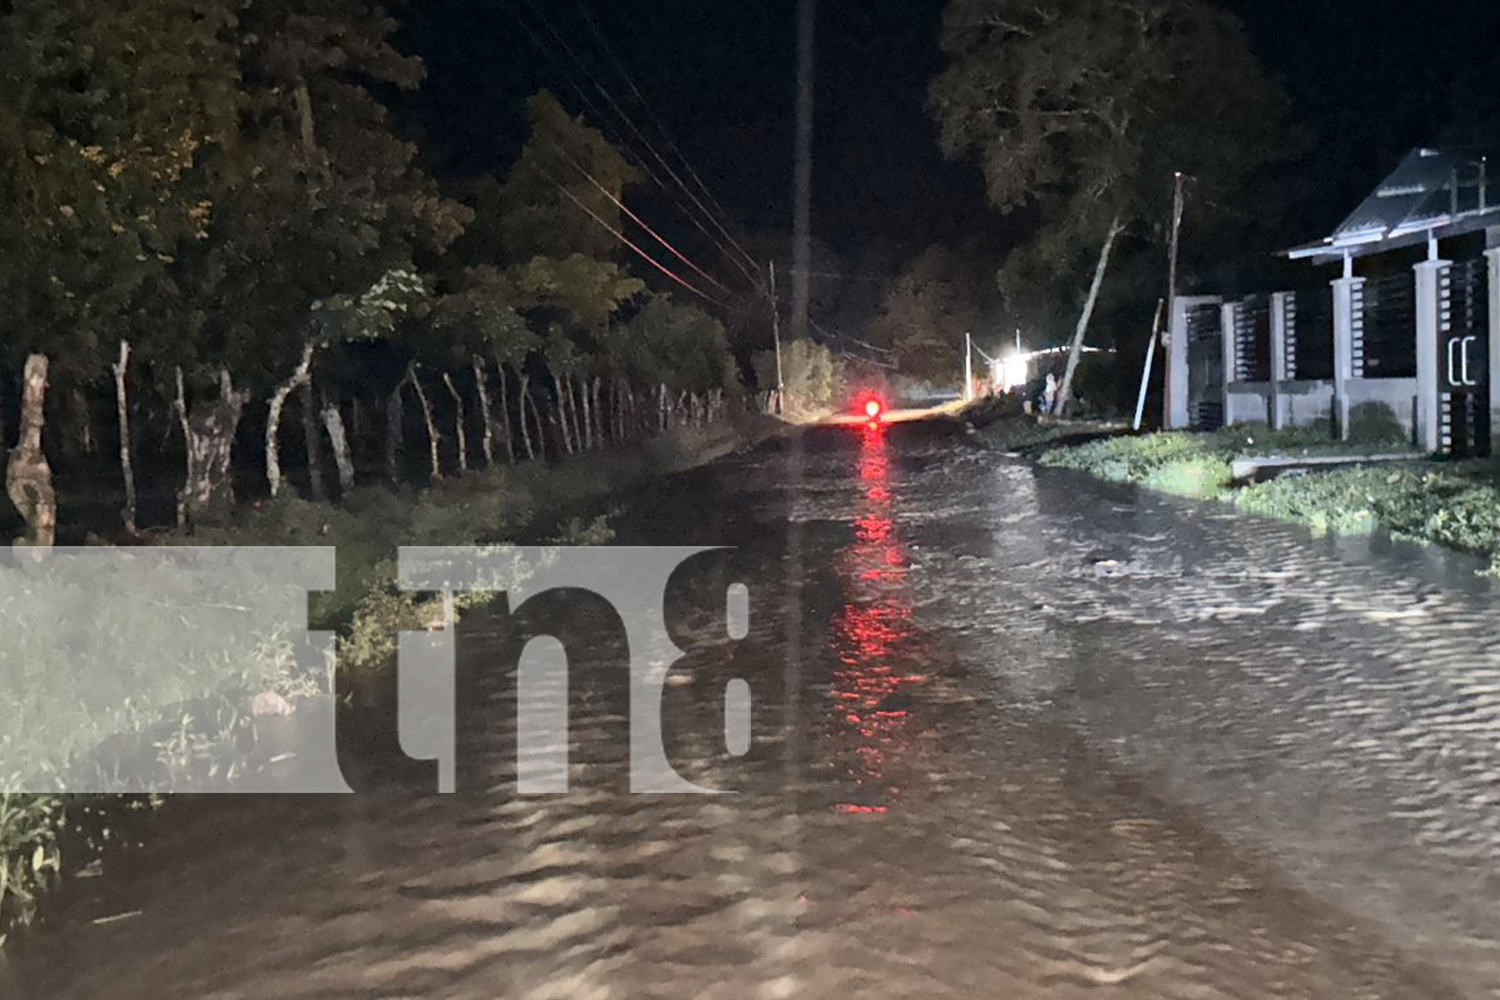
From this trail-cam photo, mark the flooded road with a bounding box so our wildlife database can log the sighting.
[9,422,1500,999]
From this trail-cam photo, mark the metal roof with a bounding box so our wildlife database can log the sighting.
[1285,147,1499,264]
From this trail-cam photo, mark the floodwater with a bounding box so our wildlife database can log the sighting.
[8,421,1500,999]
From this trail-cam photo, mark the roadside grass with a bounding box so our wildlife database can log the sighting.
[1038,421,1415,498]
[1036,423,1500,572]
[0,415,769,942]
[1235,462,1500,568]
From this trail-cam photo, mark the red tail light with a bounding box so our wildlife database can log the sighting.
[864,397,883,420]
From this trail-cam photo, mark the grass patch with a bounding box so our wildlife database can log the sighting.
[1041,423,1500,571]
[1039,423,1417,500]
[1039,429,1241,498]
[1237,463,1500,569]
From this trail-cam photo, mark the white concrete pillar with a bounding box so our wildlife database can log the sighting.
[1269,291,1292,429]
[1487,248,1500,436]
[1331,276,1364,440]
[1165,295,1222,430]
[1414,258,1450,454]
[1220,301,1239,426]
[1165,297,1190,429]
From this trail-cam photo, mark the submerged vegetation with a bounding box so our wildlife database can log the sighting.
[1037,425,1500,572]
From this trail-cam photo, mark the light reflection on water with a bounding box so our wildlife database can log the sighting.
[829,423,918,815]
[9,425,1495,1000]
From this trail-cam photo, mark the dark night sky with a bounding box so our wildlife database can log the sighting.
[395,0,1500,275]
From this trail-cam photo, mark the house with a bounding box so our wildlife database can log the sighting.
[1165,147,1500,455]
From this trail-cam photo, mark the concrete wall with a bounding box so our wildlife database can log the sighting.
[1345,377,1418,438]
[1224,377,1413,437]
[1227,384,1273,426]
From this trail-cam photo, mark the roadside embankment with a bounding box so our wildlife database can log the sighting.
[957,396,1123,453]
[1020,421,1500,574]
[0,412,783,943]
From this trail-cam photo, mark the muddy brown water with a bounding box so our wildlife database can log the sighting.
[7,423,1500,999]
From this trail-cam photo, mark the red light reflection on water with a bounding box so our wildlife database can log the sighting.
[829,422,921,814]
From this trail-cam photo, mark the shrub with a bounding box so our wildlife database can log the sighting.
[1143,457,1232,499]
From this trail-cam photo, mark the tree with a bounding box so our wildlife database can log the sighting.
[455,90,641,268]
[0,0,242,375]
[621,296,738,396]
[753,339,840,416]
[151,0,467,518]
[432,266,536,464]
[0,0,243,532]
[866,245,996,383]
[930,0,1295,412]
[265,268,428,497]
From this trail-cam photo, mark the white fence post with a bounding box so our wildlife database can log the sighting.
[1486,247,1500,441]
[1414,257,1449,454]
[1269,291,1292,429]
[1165,296,1190,429]
[1220,300,1239,426]
[1331,272,1364,440]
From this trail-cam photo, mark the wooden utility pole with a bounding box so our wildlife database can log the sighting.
[789,0,816,343]
[1156,170,1186,428]
[1167,171,1185,324]
[770,260,785,415]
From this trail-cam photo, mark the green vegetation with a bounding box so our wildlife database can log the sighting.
[1235,464,1500,568]
[0,416,769,942]
[1039,424,1412,498]
[1037,424,1500,572]
[753,338,845,419]
[0,0,772,937]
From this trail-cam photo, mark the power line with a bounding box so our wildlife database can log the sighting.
[573,0,764,280]
[545,145,734,298]
[554,183,727,309]
[509,0,765,293]
[528,0,764,290]
[498,0,739,284]
[785,268,887,284]
[807,318,897,369]
[411,0,748,304]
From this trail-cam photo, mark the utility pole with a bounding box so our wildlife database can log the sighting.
[1155,170,1186,429]
[1167,170,1184,323]
[963,332,974,402]
[770,260,785,415]
[1133,298,1165,430]
[789,0,816,343]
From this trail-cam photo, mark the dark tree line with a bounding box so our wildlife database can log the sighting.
[0,1,742,543]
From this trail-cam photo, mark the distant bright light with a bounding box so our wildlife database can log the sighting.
[864,398,883,420]
[999,353,1029,390]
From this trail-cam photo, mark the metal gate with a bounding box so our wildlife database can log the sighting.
[1440,257,1490,457]
[1358,272,1418,378]
[1288,287,1335,380]
[1186,302,1224,429]
[1233,295,1272,382]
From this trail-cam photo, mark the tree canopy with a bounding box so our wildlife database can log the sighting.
[0,0,748,539]
[865,244,997,382]
[930,0,1299,409]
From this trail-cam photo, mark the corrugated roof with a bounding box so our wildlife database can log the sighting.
[1285,147,1498,263]
[1336,148,1477,237]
